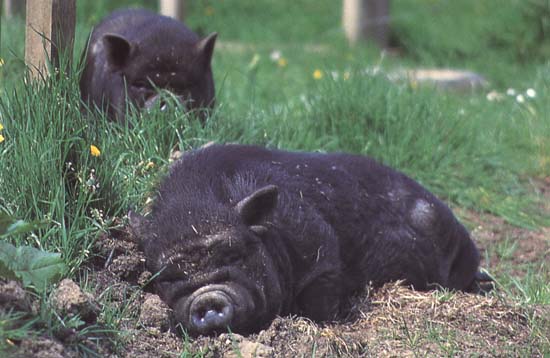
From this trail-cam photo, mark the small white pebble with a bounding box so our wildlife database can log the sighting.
[526,88,536,98]
[506,88,516,96]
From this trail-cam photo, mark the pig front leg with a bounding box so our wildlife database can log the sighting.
[295,270,342,322]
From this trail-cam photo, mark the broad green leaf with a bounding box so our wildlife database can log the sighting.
[0,212,48,238]
[0,241,65,293]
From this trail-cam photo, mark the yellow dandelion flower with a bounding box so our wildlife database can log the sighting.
[90,145,101,157]
[205,6,214,16]
[0,134,4,143]
[0,58,4,67]
[313,69,323,80]
[277,58,288,67]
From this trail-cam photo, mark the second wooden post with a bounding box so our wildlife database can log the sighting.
[25,0,76,79]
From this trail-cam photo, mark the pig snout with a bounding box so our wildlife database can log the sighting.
[177,284,255,336]
[144,92,194,113]
[144,94,169,112]
[189,290,234,333]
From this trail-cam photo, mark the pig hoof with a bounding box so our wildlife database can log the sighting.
[469,270,495,295]
[189,291,234,334]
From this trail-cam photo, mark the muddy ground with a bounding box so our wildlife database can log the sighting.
[3,178,550,357]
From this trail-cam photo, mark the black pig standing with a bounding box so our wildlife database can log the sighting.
[80,9,217,122]
[130,144,489,336]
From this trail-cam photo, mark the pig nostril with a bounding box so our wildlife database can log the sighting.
[193,308,225,326]
[190,292,234,333]
[191,306,231,331]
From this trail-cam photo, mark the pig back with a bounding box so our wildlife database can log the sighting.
[162,144,480,292]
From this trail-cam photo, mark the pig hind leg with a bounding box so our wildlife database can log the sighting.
[408,198,482,292]
[295,271,343,322]
[361,222,447,290]
[444,224,484,291]
[466,270,494,294]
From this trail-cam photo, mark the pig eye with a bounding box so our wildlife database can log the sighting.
[219,251,243,266]
[156,264,190,283]
[131,79,153,89]
[208,238,252,266]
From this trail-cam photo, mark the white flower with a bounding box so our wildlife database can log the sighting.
[526,88,536,98]
[270,50,281,61]
[486,90,503,102]
[516,94,525,103]
[506,88,516,96]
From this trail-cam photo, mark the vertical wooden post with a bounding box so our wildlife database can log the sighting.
[3,0,26,18]
[25,0,76,79]
[343,0,390,48]
[343,0,363,45]
[160,0,186,21]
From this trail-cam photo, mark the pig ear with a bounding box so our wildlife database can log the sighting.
[195,32,217,67]
[235,185,278,226]
[103,33,133,68]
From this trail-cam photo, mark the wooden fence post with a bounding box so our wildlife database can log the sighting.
[343,0,390,48]
[3,0,26,18]
[159,0,186,21]
[25,0,76,79]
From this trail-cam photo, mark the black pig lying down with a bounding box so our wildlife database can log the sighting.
[80,8,217,122]
[129,144,490,336]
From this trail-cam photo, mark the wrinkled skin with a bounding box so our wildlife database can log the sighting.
[130,144,490,336]
[80,8,216,123]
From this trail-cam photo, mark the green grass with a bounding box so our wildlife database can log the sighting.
[1,0,549,356]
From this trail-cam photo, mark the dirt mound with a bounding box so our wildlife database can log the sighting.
[14,337,77,358]
[50,279,99,324]
[0,279,33,312]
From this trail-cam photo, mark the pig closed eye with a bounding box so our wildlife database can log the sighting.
[219,240,260,264]
[157,267,189,283]
[218,251,243,266]
[159,274,186,283]
[131,80,153,90]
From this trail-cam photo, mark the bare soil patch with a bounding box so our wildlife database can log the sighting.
[458,176,550,279]
[465,211,549,274]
